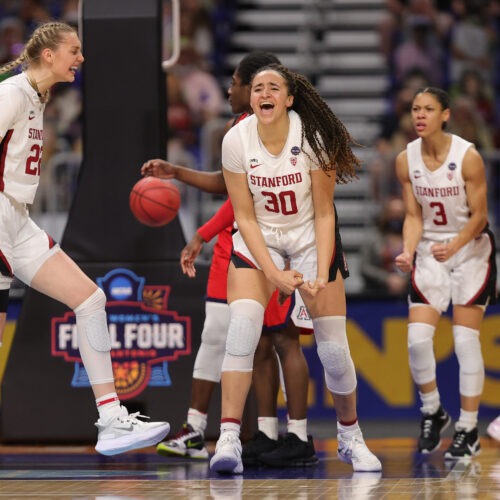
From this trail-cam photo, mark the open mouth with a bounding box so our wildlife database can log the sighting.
[260,102,274,111]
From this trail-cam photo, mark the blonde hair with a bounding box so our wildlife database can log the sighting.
[0,21,76,75]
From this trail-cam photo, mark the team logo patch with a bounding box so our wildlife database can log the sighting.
[51,268,191,400]
[290,157,297,166]
[291,146,300,155]
[448,162,457,170]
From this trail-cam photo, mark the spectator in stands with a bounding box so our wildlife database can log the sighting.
[450,68,495,128]
[0,16,25,70]
[171,43,224,131]
[163,0,215,67]
[448,94,494,152]
[360,196,409,297]
[17,0,52,35]
[449,0,493,86]
[378,0,407,61]
[393,13,446,88]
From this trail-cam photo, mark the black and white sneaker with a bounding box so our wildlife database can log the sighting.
[258,433,318,467]
[156,422,208,459]
[241,431,279,466]
[418,406,451,453]
[444,427,480,460]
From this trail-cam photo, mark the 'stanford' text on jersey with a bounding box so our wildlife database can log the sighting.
[0,72,45,204]
[222,110,319,231]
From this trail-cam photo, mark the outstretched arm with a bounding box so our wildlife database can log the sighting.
[141,159,226,194]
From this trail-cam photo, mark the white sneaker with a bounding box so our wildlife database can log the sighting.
[338,429,382,472]
[487,416,500,443]
[210,432,243,474]
[95,406,170,456]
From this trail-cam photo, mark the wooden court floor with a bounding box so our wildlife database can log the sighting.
[0,436,498,499]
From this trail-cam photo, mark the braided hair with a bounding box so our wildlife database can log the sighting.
[0,21,76,75]
[252,64,360,183]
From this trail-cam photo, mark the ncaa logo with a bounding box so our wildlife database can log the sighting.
[51,268,192,400]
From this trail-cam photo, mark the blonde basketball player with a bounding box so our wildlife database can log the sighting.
[395,87,497,459]
[209,63,381,474]
[0,21,169,455]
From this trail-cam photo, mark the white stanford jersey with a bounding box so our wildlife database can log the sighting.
[0,72,45,204]
[222,110,319,231]
[407,134,472,242]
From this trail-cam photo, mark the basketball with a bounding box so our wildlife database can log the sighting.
[129,177,181,227]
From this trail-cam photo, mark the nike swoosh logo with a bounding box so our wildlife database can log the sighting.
[250,164,262,169]
[29,116,35,120]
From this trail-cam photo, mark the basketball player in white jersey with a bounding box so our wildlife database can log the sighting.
[209,63,381,474]
[0,21,169,455]
[395,87,497,459]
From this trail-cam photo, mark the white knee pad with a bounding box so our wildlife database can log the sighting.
[313,316,357,395]
[221,299,264,373]
[408,323,436,385]
[193,301,230,382]
[453,325,484,397]
[74,288,114,385]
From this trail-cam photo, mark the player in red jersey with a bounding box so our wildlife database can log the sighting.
[142,52,315,467]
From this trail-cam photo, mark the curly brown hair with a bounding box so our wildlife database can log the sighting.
[252,64,361,183]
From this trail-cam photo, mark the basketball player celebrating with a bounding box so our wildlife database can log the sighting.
[0,21,170,455]
[142,52,317,467]
[209,63,381,474]
[395,87,497,459]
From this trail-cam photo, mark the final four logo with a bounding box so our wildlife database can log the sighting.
[51,268,191,400]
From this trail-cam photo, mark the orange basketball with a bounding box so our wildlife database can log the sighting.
[129,177,180,227]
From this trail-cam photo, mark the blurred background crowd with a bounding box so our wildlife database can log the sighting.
[1,0,499,299]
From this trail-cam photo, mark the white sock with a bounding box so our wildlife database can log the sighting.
[187,408,207,434]
[221,419,241,435]
[337,420,360,435]
[456,409,478,432]
[419,388,441,415]
[96,392,121,422]
[258,416,279,440]
[287,418,308,442]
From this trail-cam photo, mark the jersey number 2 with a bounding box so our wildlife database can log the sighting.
[26,144,42,176]
[262,190,298,215]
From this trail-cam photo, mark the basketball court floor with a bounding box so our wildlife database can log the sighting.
[0,429,498,499]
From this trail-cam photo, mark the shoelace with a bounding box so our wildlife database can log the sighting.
[117,412,150,424]
[452,430,466,448]
[218,432,239,448]
[342,435,373,461]
[422,418,433,438]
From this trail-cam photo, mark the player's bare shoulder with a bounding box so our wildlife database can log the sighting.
[462,143,486,181]
[395,149,410,182]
